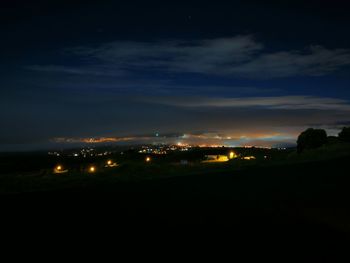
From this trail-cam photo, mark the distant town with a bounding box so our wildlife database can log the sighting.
[47,143,285,158]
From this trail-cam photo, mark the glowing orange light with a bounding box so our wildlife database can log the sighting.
[54,165,68,174]
[89,166,96,173]
[107,160,112,165]
[146,157,151,162]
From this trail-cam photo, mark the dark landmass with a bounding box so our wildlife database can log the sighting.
[1,143,350,246]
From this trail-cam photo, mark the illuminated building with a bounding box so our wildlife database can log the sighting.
[229,151,237,159]
[202,155,229,163]
[243,156,256,160]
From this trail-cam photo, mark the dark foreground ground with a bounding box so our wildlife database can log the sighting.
[1,154,350,251]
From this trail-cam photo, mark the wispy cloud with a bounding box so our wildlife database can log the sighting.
[28,35,350,79]
[142,95,350,111]
[68,35,262,73]
[229,45,350,78]
[26,65,125,77]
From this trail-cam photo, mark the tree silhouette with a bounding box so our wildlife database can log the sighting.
[339,127,350,142]
[297,128,327,153]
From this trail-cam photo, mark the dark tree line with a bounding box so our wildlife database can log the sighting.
[339,127,350,142]
[297,127,350,153]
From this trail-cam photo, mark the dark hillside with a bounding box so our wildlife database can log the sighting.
[1,153,350,244]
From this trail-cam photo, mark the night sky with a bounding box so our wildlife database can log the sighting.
[1,0,350,150]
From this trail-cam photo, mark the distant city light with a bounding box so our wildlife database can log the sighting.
[107,160,112,165]
[89,166,96,173]
[146,157,151,162]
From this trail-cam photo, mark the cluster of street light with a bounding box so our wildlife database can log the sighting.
[53,159,120,174]
[53,157,152,174]
[53,151,256,174]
